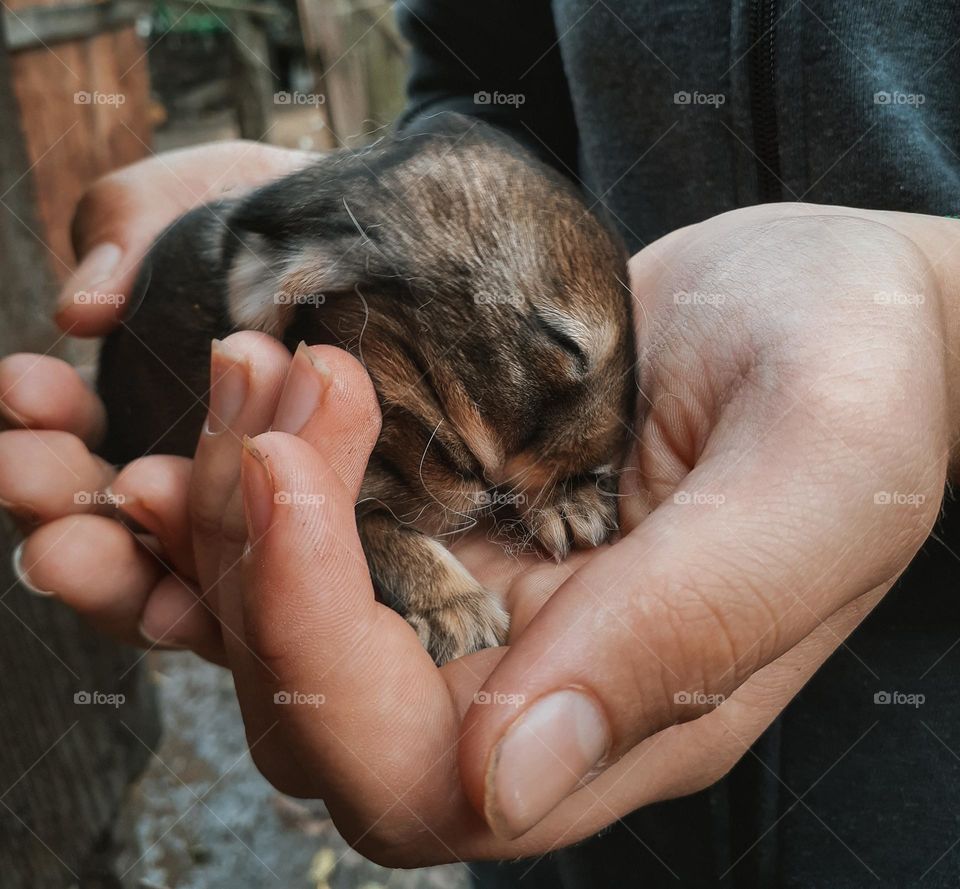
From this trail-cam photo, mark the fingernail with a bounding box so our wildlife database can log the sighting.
[485,689,610,838]
[205,340,249,435]
[56,242,123,311]
[11,540,54,597]
[272,342,331,435]
[116,496,155,537]
[241,437,274,541]
[138,619,188,650]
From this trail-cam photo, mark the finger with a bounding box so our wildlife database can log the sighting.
[471,585,891,861]
[13,515,163,646]
[214,342,377,592]
[112,455,196,578]
[139,574,228,665]
[14,515,225,659]
[55,142,313,336]
[190,332,291,594]
[460,426,944,838]
[271,343,381,495]
[0,354,106,445]
[0,429,115,524]
[229,428,461,812]
[215,347,381,794]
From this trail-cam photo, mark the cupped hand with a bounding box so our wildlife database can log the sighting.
[216,204,959,864]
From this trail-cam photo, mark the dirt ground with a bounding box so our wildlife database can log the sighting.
[153,104,356,154]
[116,652,470,889]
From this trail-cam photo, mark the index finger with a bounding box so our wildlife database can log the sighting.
[55,141,314,336]
[232,428,467,811]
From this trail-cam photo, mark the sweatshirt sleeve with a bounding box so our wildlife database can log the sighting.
[394,0,580,178]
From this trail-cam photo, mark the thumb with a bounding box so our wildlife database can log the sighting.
[54,169,181,335]
[458,431,941,839]
[55,142,313,336]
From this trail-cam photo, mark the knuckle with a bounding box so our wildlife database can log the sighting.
[624,574,774,729]
[241,628,291,678]
[71,177,130,251]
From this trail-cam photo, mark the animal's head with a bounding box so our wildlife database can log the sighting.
[226,116,636,552]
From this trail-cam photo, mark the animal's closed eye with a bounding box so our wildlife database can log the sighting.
[530,309,589,373]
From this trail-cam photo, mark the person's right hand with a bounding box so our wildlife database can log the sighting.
[54,140,313,337]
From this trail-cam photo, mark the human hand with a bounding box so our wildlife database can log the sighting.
[6,203,958,865]
[53,140,312,336]
[1,332,316,664]
[2,138,313,657]
[215,204,959,863]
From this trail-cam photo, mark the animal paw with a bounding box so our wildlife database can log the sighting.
[407,583,509,666]
[522,473,618,559]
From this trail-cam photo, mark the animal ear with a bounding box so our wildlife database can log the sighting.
[225,231,371,337]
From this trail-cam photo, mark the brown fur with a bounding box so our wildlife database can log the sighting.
[97,116,637,664]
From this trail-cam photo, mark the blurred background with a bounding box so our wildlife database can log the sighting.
[0,2,469,886]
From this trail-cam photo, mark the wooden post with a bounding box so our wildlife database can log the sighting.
[231,10,275,140]
[0,19,159,889]
[295,0,407,147]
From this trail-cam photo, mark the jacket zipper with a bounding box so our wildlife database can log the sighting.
[748,0,783,201]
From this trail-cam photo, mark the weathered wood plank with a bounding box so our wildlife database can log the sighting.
[0,17,159,889]
[3,1,143,51]
[9,23,151,283]
[230,11,275,140]
[296,0,406,147]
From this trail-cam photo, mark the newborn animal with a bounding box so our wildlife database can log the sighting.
[97,115,636,664]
